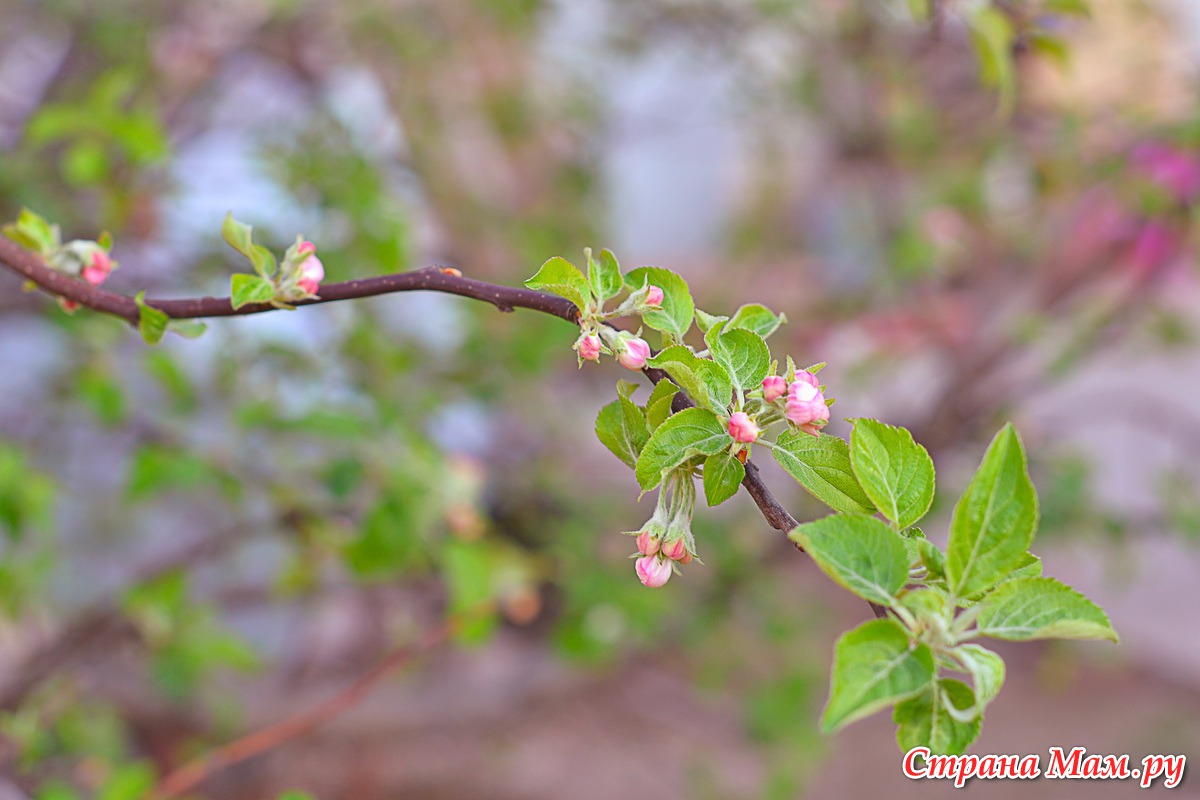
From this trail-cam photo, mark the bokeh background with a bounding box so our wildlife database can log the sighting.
[1,0,1199,797]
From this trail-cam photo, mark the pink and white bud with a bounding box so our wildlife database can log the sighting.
[792,369,819,388]
[635,555,672,588]
[82,250,113,286]
[728,411,760,443]
[577,333,603,361]
[786,380,830,435]
[644,285,664,307]
[762,375,787,402]
[296,249,324,295]
[636,530,659,556]
[617,336,651,370]
[660,537,688,561]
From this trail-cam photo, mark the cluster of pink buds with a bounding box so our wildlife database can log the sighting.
[276,239,324,300]
[49,240,119,312]
[627,471,697,588]
[294,241,324,295]
[575,326,652,371]
[760,368,831,436]
[785,370,830,435]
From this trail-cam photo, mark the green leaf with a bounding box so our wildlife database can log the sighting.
[595,391,651,470]
[7,208,59,253]
[524,256,591,311]
[635,407,729,490]
[727,303,787,339]
[624,266,694,338]
[822,618,934,732]
[134,291,169,345]
[772,431,876,515]
[168,319,207,339]
[849,419,936,529]
[230,273,276,310]
[703,451,744,506]
[950,643,1005,710]
[645,379,678,431]
[705,322,770,396]
[693,309,728,334]
[587,248,622,303]
[917,539,945,581]
[249,243,276,278]
[222,212,255,258]
[967,5,1017,115]
[790,514,910,606]
[945,424,1038,600]
[894,679,981,756]
[976,577,1117,642]
[646,345,733,414]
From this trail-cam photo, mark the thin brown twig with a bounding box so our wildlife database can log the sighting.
[149,608,480,799]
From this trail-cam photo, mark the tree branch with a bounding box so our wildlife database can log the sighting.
[0,235,883,618]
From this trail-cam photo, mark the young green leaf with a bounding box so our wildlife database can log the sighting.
[134,291,169,345]
[949,643,1005,711]
[693,309,728,334]
[222,212,255,258]
[230,273,276,310]
[976,577,1117,642]
[727,303,787,339]
[704,322,770,396]
[703,451,745,506]
[894,679,982,756]
[772,430,876,515]
[595,392,651,470]
[791,514,910,606]
[644,379,678,431]
[945,424,1038,601]
[7,208,59,253]
[646,345,733,414]
[168,319,207,339]
[822,618,935,732]
[635,407,729,490]
[587,248,623,303]
[524,256,591,311]
[624,266,694,338]
[849,418,936,529]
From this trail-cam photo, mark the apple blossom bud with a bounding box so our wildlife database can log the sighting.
[728,411,760,443]
[644,285,664,307]
[762,375,787,402]
[296,249,324,295]
[786,379,830,435]
[618,336,651,370]
[576,333,603,361]
[635,555,672,588]
[792,369,819,388]
[660,537,687,561]
[636,530,659,556]
[678,551,693,565]
[81,250,113,287]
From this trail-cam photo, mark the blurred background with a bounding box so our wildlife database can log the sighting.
[1,0,1199,797]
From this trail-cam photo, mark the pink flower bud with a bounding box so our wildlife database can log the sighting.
[618,336,651,370]
[82,250,113,286]
[635,555,672,588]
[636,530,659,556]
[762,375,787,402]
[660,537,687,561]
[296,251,324,295]
[577,333,603,362]
[786,380,830,434]
[727,411,760,443]
[644,285,664,307]
[792,369,819,388]
[296,240,317,257]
